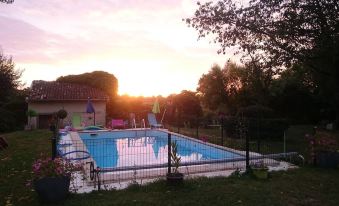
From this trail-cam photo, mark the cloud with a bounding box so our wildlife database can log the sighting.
[0,15,68,63]
[0,0,233,96]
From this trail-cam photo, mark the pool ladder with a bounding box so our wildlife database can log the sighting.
[141,119,146,128]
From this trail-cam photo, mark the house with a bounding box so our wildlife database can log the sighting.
[27,80,109,129]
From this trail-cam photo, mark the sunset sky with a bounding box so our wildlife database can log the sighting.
[0,0,235,96]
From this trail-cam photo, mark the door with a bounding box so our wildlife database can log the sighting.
[38,114,53,129]
[72,113,81,128]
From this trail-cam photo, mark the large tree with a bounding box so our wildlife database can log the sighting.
[0,52,21,103]
[197,64,227,111]
[57,71,118,98]
[166,91,203,126]
[0,52,26,132]
[186,0,339,125]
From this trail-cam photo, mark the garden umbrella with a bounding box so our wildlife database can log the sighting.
[152,99,160,114]
[86,97,95,125]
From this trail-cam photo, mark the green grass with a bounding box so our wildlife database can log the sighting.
[1,128,339,206]
[0,130,52,205]
[65,168,339,206]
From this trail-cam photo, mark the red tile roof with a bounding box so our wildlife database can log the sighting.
[28,80,109,101]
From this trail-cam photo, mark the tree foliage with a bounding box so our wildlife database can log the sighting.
[57,71,118,98]
[187,0,339,126]
[0,52,26,132]
[174,90,203,118]
[197,64,227,111]
[0,0,14,4]
[186,0,339,71]
[0,88,28,133]
[197,61,274,114]
[166,90,203,126]
[269,65,323,123]
[0,52,22,103]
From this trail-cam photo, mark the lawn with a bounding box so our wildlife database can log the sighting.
[1,129,339,206]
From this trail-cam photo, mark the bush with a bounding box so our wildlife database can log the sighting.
[0,108,16,132]
[237,105,275,118]
[57,109,68,119]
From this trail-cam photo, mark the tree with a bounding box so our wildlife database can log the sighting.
[269,65,322,123]
[225,60,274,107]
[0,52,22,103]
[57,71,118,98]
[175,90,202,118]
[186,0,339,126]
[167,91,203,126]
[186,0,338,70]
[0,52,26,132]
[197,61,274,114]
[197,64,227,111]
[0,0,14,3]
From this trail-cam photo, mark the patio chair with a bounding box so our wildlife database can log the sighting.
[112,119,125,129]
[147,113,163,129]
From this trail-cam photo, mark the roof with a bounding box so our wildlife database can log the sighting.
[28,80,109,101]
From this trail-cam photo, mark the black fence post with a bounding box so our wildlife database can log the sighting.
[96,167,101,191]
[257,138,261,153]
[196,117,199,138]
[246,133,250,171]
[221,117,224,146]
[313,126,317,136]
[50,123,57,160]
[168,133,172,174]
[52,135,57,159]
[52,136,56,159]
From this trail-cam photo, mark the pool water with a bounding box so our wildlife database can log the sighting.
[79,130,242,169]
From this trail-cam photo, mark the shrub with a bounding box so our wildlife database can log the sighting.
[237,105,274,118]
[0,108,16,132]
[57,109,68,120]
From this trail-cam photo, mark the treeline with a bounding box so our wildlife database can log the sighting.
[0,56,336,133]
[196,62,331,125]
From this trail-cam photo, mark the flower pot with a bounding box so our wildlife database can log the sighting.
[34,176,70,203]
[166,173,184,185]
[316,151,339,168]
[252,168,269,179]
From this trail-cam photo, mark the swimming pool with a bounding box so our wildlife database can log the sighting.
[78,129,244,170]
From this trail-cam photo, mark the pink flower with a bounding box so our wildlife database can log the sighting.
[30,155,83,181]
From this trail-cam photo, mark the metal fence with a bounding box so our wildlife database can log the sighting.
[54,128,299,192]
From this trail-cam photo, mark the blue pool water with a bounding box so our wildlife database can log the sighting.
[79,130,243,169]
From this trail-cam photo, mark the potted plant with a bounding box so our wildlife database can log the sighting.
[30,155,82,203]
[166,141,184,184]
[313,131,339,168]
[251,161,269,179]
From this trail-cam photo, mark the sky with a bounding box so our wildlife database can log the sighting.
[0,0,235,97]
